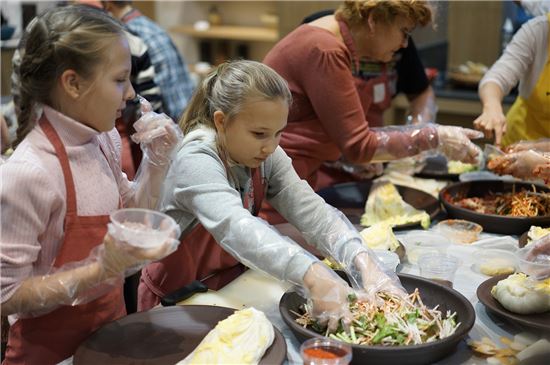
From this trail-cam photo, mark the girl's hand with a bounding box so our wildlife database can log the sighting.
[303,263,356,332]
[131,97,183,166]
[353,252,407,301]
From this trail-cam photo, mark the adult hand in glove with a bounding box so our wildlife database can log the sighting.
[505,139,550,154]
[131,96,183,166]
[436,125,483,164]
[303,262,358,332]
[487,150,550,179]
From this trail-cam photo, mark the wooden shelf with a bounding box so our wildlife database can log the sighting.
[170,25,279,42]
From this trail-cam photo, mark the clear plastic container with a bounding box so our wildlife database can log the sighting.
[471,249,517,276]
[418,253,461,287]
[109,208,178,249]
[433,219,482,244]
[516,246,550,280]
[300,338,352,365]
[398,231,450,264]
[372,249,400,272]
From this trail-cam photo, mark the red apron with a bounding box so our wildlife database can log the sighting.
[137,168,266,311]
[259,20,390,224]
[3,116,126,365]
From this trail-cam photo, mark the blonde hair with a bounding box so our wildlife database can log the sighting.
[14,5,125,147]
[179,60,292,134]
[336,0,433,28]
[179,60,291,179]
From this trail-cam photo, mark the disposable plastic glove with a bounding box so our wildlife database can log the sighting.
[487,150,550,179]
[100,231,179,278]
[2,232,179,317]
[525,235,550,279]
[436,125,483,164]
[131,96,183,167]
[348,252,407,302]
[302,262,357,332]
[533,162,550,185]
[505,139,550,154]
[128,96,184,209]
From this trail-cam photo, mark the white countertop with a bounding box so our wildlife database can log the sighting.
[179,230,548,364]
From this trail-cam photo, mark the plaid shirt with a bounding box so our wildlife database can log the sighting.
[123,9,195,120]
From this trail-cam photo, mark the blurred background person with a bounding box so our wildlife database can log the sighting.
[103,1,195,121]
[261,0,482,224]
[474,12,550,146]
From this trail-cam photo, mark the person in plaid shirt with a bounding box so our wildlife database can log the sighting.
[104,1,195,120]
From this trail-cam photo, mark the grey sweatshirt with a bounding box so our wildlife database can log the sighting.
[160,127,366,286]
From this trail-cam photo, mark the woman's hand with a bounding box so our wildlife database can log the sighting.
[487,150,549,179]
[473,103,507,146]
[436,125,483,164]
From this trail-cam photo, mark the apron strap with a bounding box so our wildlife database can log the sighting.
[337,19,360,73]
[39,116,78,217]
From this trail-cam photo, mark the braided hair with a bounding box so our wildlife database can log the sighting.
[13,5,125,147]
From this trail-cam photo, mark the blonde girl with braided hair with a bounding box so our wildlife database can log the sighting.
[139,60,407,333]
[0,5,182,363]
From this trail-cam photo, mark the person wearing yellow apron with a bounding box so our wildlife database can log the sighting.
[474,13,550,147]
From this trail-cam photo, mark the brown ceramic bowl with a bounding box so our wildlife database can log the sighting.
[279,273,475,365]
[74,305,286,364]
[317,181,442,230]
[440,180,550,235]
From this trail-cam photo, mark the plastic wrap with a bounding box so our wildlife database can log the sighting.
[525,234,550,267]
[128,96,183,209]
[301,262,356,331]
[505,139,550,154]
[3,217,179,317]
[435,125,484,164]
[487,150,550,179]
[370,124,482,164]
[297,205,406,300]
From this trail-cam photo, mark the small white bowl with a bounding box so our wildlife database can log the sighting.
[471,249,517,276]
[109,208,178,249]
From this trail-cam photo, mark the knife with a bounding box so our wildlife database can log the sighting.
[160,279,209,306]
[160,265,245,306]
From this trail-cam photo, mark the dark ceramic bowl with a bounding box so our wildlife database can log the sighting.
[280,273,475,365]
[440,180,550,235]
[317,181,442,230]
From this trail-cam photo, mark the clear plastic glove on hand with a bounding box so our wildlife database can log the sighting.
[487,150,550,179]
[302,262,358,332]
[348,252,406,302]
[105,209,180,276]
[436,125,483,164]
[505,139,550,154]
[131,95,183,166]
